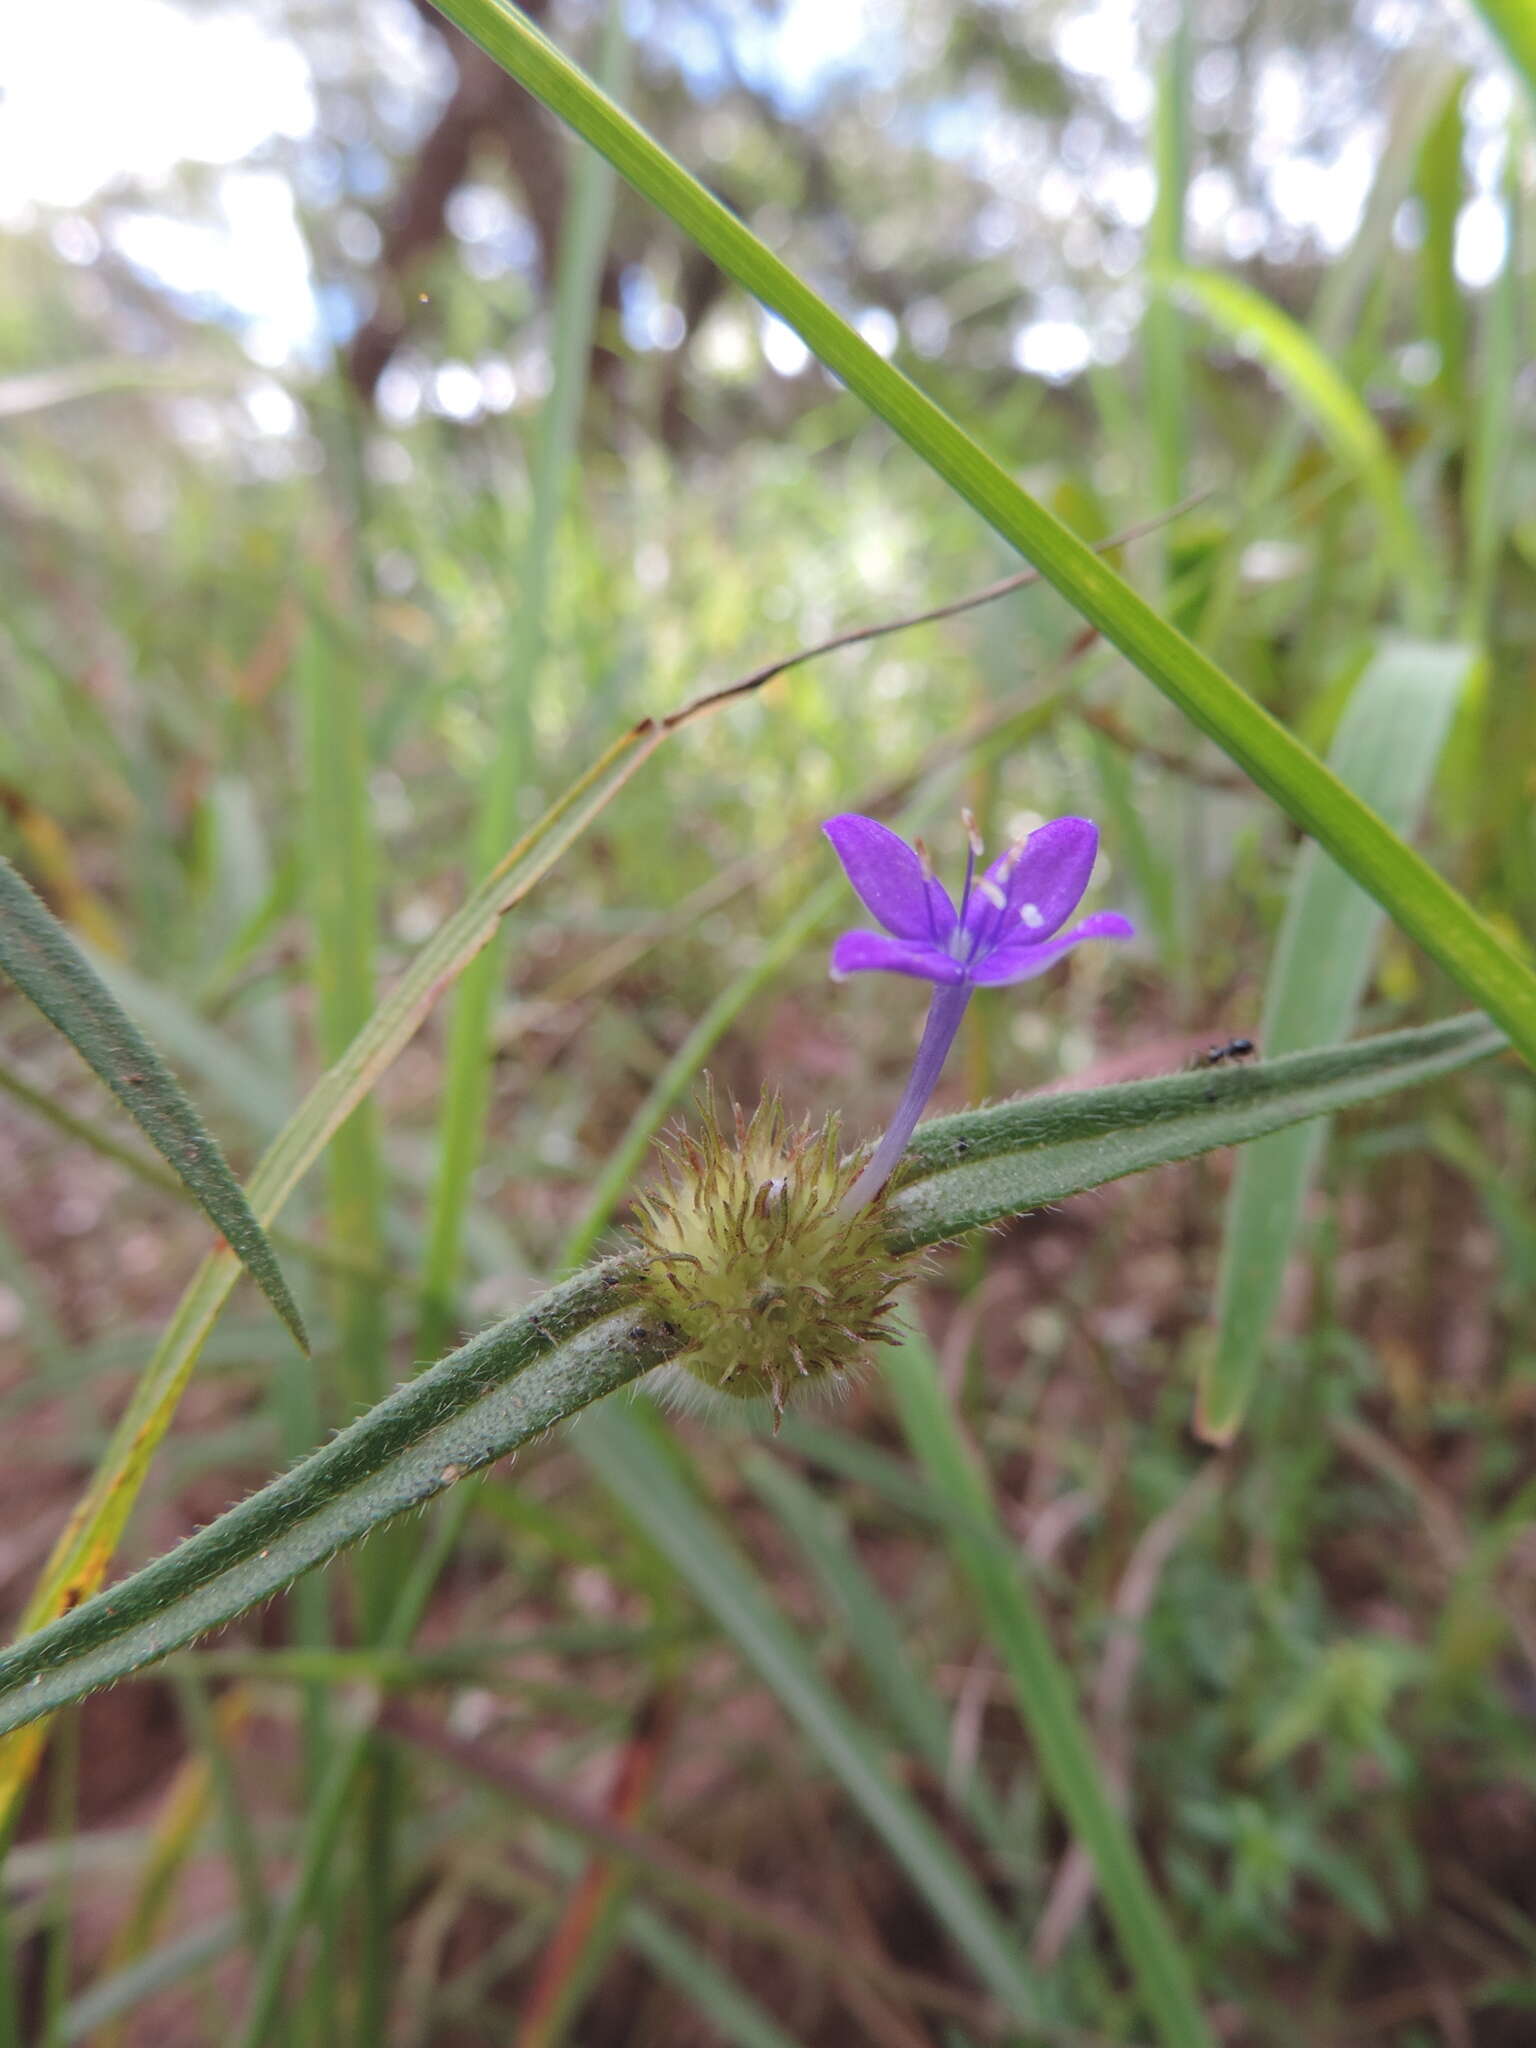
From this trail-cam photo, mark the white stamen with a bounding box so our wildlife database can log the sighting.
[977,879,1007,910]
[1000,841,1026,878]
[961,806,984,857]
[1019,902,1044,929]
[914,836,935,882]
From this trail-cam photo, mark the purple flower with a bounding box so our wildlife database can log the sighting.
[824,811,1133,1207]
[825,812,1132,988]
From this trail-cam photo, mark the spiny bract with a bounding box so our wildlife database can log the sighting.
[630,1091,916,1424]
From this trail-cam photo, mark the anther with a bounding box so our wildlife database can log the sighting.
[977,878,1007,910]
[914,836,935,882]
[961,806,984,857]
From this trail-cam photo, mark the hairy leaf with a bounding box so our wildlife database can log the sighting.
[0,1010,1503,1733]
[0,855,306,1353]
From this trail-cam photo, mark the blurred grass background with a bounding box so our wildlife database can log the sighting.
[1,0,1535,2040]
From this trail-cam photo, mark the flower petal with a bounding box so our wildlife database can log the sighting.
[823,814,957,943]
[829,930,965,984]
[963,816,1098,951]
[967,910,1134,986]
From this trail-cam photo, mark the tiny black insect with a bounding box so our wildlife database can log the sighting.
[1194,1036,1256,1069]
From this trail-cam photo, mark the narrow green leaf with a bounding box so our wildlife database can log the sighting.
[885,1011,1504,1251]
[1415,76,1468,413]
[1192,53,1454,659]
[1165,265,1435,613]
[617,1907,803,2048]
[417,1,627,1355]
[745,1452,971,1818]
[1462,118,1521,642]
[298,616,386,1401]
[1468,0,1536,118]
[1144,4,1192,520]
[0,855,307,1354]
[577,1404,1043,2021]
[0,1013,1502,1734]
[1198,639,1473,1442]
[883,1325,1214,2048]
[427,0,1536,1073]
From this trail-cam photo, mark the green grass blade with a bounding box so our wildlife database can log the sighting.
[575,1403,1042,2021]
[294,604,389,2048]
[85,949,286,1137]
[427,0,1536,1074]
[417,1,626,1354]
[1198,639,1474,1442]
[1469,0,1536,117]
[1415,76,1468,416]
[1144,3,1192,523]
[884,1011,1505,1249]
[0,854,307,1353]
[882,1324,1214,2048]
[1463,119,1521,642]
[1165,266,1435,617]
[1192,53,1451,659]
[744,1451,964,1808]
[618,1906,803,2048]
[0,1012,1503,1733]
[297,616,386,1405]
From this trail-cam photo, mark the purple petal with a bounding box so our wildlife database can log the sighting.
[963,817,1098,951]
[823,814,957,944]
[967,910,1134,986]
[829,930,965,984]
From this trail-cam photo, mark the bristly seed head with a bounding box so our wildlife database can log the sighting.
[629,1087,916,1426]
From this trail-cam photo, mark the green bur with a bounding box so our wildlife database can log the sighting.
[630,1093,915,1422]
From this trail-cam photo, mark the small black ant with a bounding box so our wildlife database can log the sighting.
[1191,1038,1258,1096]
[1195,1036,1257,1068]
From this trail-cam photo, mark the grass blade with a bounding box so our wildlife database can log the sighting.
[1415,75,1468,418]
[0,1012,1503,1733]
[1165,266,1435,617]
[884,1011,1505,1249]
[426,0,1536,1073]
[882,1324,1214,2048]
[1462,117,1521,642]
[298,615,385,1404]
[0,854,306,1353]
[575,1404,1042,2021]
[745,1451,979,1823]
[418,0,627,1354]
[1197,639,1474,1441]
[1469,0,1536,117]
[1144,3,1192,524]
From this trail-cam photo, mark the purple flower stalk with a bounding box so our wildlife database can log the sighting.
[824,811,1133,1209]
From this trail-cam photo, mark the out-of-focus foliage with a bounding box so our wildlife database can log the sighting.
[2,0,1535,2043]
